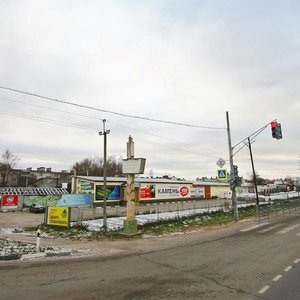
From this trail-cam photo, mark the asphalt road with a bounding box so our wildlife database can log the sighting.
[263,261,300,300]
[1,211,300,300]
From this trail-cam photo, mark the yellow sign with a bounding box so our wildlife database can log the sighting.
[47,207,70,227]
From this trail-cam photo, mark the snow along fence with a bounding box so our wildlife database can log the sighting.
[69,199,232,223]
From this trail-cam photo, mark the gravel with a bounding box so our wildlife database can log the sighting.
[0,238,46,260]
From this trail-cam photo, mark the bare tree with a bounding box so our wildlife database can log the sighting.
[249,171,268,186]
[0,149,19,186]
[71,156,122,177]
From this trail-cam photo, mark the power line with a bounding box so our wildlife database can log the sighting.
[110,132,217,158]
[0,86,225,129]
[0,109,219,158]
[0,95,221,152]
[0,110,97,132]
[0,95,223,155]
[0,95,103,121]
[232,122,273,157]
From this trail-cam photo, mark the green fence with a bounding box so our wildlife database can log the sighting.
[258,198,300,221]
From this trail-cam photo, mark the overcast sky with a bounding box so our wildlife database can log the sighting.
[0,0,299,180]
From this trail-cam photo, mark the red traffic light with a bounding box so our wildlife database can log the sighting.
[271,121,277,128]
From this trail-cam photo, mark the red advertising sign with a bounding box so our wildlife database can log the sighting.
[140,187,151,199]
[1,195,18,208]
[180,186,189,197]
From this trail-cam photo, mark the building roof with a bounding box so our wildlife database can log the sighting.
[76,176,193,184]
[0,187,69,196]
[76,176,230,186]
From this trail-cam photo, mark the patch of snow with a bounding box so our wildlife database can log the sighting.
[81,204,255,231]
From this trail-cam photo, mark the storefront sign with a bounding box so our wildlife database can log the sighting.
[79,180,94,191]
[140,184,191,199]
[1,195,18,209]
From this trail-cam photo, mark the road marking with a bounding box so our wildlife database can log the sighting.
[258,223,285,233]
[258,286,270,294]
[276,224,300,235]
[294,259,300,264]
[240,222,269,232]
[285,266,293,272]
[272,275,282,282]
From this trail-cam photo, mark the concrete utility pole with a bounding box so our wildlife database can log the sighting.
[99,119,110,229]
[123,135,138,234]
[226,111,239,221]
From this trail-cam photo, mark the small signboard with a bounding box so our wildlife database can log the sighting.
[79,180,94,191]
[216,157,226,168]
[122,158,146,174]
[217,169,228,181]
[1,195,18,209]
[47,207,70,227]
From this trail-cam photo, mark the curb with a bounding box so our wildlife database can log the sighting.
[45,251,71,257]
[0,254,22,261]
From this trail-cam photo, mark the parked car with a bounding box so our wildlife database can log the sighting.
[29,204,46,213]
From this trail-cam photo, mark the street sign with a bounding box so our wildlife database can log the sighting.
[122,158,146,174]
[217,169,228,181]
[216,157,226,168]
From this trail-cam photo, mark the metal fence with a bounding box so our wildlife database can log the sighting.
[257,198,300,221]
[69,199,230,222]
[69,198,300,223]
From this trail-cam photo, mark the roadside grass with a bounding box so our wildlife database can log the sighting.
[20,205,258,240]
[141,206,257,236]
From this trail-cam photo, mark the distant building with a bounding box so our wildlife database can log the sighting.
[72,175,232,203]
[0,166,73,189]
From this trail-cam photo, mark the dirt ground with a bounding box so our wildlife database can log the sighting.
[0,211,117,256]
[0,210,44,228]
[0,209,263,262]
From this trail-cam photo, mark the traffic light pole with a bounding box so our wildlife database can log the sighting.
[226,117,281,222]
[226,111,239,222]
[248,137,259,215]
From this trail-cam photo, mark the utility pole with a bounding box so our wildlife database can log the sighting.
[122,136,146,235]
[226,111,239,221]
[124,136,138,234]
[247,137,259,214]
[99,119,110,229]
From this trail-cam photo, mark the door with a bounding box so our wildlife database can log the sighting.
[204,186,211,199]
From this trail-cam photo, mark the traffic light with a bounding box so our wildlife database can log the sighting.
[233,165,238,178]
[230,165,240,190]
[271,121,283,139]
[271,121,277,138]
[275,123,282,139]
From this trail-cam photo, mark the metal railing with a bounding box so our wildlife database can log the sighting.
[257,198,300,221]
[69,199,231,223]
[68,198,300,224]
